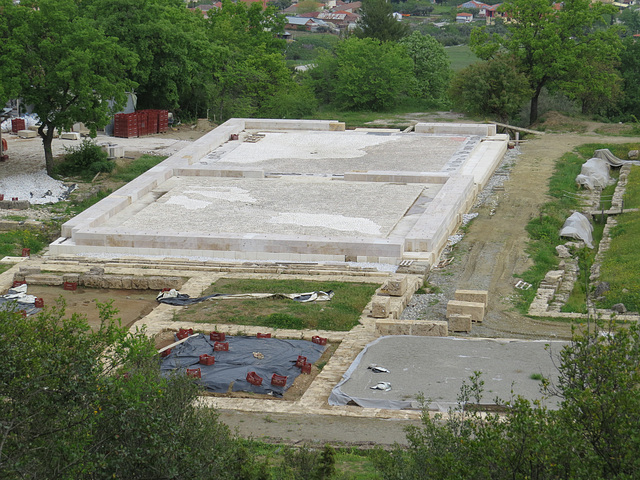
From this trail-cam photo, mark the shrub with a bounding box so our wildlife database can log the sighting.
[56,139,114,179]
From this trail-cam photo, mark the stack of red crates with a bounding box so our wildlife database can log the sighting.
[113,110,169,138]
[11,118,25,133]
[114,113,138,138]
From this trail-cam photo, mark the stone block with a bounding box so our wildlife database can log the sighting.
[89,266,105,275]
[447,300,485,323]
[448,314,472,333]
[629,150,639,160]
[454,289,488,307]
[79,274,101,288]
[381,276,408,297]
[13,273,25,282]
[63,274,80,283]
[19,266,41,275]
[17,129,36,138]
[375,320,392,336]
[60,132,81,140]
[371,296,391,318]
[544,270,564,285]
[24,274,63,286]
[411,320,448,337]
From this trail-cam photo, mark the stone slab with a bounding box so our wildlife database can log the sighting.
[448,313,472,333]
[375,319,448,336]
[17,130,37,138]
[60,132,81,140]
[454,289,488,307]
[381,276,408,297]
[371,296,391,318]
[447,300,485,323]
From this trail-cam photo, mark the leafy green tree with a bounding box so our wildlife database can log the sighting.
[450,54,531,122]
[617,37,640,120]
[0,301,265,479]
[308,37,414,111]
[619,7,640,36]
[268,0,293,11]
[4,0,136,175]
[375,322,640,479]
[296,0,321,14]
[399,31,452,105]
[354,0,410,42]
[0,0,21,106]
[471,0,621,125]
[207,0,294,120]
[83,0,214,116]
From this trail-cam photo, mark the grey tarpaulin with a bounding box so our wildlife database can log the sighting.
[329,336,417,410]
[593,148,640,167]
[0,284,42,316]
[560,212,594,248]
[160,334,327,396]
[156,289,334,306]
[575,158,615,190]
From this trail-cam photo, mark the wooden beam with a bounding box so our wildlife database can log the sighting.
[493,122,545,135]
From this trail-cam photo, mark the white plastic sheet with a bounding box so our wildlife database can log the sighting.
[575,158,614,190]
[560,212,594,248]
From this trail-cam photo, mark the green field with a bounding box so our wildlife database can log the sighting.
[446,44,479,71]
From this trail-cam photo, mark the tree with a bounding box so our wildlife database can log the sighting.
[619,7,640,36]
[0,0,21,106]
[399,31,452,105]
[83,0,214,117]
[308,37,414,111]
[207,0,294,121]
[450,54,531,122]
[0,301,266,479]
[354,0,410,42]
[471,0,622,125]
[374,322,640,479]
[5,0,136,175]
[616,37,640,120]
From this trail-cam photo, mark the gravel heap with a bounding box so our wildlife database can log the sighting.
[0,171,75,204]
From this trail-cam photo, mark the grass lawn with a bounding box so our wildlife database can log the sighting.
[174,278,379,331]
[597,165,640,312]
[446,44,479,72]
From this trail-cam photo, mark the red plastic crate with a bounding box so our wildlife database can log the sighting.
[271,374,287,387]
[176,328,193,340]
[160,348,172,357]
[247,371,262,386]
[295,356,307,368]
[210,331,226,342]
[158,110,169,133]
[63,282,77,291]
[256,333,271,339]
[199,354,215,366]
[19,310,27,317]
[21,248,30,257]
[0,194,4,201]
[301,362,312,374]
[312,336,327,346]
[12,280,26,288]
[213,342,229,352]
[11,118,25,133]
[34,298,44,308]
[114,113,138,138]
[186,368,201,378]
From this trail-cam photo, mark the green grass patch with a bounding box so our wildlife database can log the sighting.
[174,278,379,331]
[445,44,479,72]
[111,154,167,183]
[623,163,640,209]
[0,230,47,257]
[65,189,112,216]
[598,196,640,311]
[2,215,28,222]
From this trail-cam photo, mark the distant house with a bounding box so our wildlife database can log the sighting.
[285,16,328,31]
[317,11,359,28]
[189,3,222,19]
[239,0,267,9]
[331,1,361,13]
[456,12,474,22]
[458,1,491,16]
[485,3,504,20]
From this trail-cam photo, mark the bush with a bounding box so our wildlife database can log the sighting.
[56,139,114,179]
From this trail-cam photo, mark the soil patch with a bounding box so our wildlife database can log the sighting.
[23,285,158,330]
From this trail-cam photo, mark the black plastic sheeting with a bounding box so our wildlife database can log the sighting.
[160,334,327,397]
[0,287,42,316]
[157,290,334,306]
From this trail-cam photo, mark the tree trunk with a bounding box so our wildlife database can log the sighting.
[529,93,540,126]
[38,122,55,176]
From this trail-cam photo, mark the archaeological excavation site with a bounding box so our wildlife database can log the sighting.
[0,118,566,418]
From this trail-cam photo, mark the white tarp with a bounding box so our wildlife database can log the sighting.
[575,158,614,190]
[560,212,594,248]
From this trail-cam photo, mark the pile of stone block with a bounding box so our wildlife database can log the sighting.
[446,290,488,333]
[13,266,183,291]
